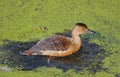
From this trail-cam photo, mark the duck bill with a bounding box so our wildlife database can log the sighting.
[87,29,95,34]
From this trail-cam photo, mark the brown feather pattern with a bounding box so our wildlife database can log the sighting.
[24,23,91,57]
[29,35,72,54]
[41,42,80,57]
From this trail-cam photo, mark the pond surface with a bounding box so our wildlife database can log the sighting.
[0,31,107,72]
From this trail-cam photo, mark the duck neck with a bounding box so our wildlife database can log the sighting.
[72,33,81,48]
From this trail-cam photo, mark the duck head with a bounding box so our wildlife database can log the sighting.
[72,23,95,35]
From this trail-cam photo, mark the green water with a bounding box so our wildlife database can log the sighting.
[0,0,120,77]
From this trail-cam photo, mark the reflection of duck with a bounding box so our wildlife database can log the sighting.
[23,23,94,57]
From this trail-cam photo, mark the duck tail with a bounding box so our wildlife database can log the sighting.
[21,50,43,56]
[22,50,32,56]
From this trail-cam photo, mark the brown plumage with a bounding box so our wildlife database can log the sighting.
[29,35,71,52]
[23,23,94,57]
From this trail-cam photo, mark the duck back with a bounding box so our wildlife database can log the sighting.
[29,35,71,53]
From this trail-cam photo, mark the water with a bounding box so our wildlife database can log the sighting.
[0,31,107,72]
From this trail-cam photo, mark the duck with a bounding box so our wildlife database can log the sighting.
[23,23,94,57]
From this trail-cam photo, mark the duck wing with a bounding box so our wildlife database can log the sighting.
[29,35,72,54]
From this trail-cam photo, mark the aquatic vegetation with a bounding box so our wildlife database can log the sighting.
[0,0,120,77]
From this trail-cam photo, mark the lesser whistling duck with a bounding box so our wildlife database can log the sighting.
[23,23,94,57]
